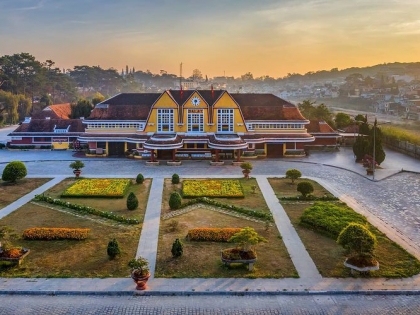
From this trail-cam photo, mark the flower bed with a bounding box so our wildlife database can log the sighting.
[61,179,131,198]
[186,228,242,242]
[23,227,90,240]
[182,180,244,198]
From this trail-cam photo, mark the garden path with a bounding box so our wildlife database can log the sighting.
[0,176,66,220]
[255,176,322,280]
[135,177,164,279]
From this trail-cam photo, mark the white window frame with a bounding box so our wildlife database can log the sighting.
[217,109,234,133]
[187,109,204,132]
[157,109,174,132]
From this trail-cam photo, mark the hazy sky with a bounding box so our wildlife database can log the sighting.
[1,0,420,78]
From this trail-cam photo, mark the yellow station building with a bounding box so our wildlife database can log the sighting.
[79,90,316,161]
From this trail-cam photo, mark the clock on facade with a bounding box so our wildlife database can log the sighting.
[191,97,201,106]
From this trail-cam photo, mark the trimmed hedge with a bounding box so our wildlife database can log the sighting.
[23,227,90,240]
[186,228,242,242]
[280,195,339,201]
[300,202,367,239]
[34,194,140,225]
[179,197,273,222]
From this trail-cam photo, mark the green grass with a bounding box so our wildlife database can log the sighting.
[269,177,420,278]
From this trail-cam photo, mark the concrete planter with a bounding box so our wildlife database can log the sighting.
[167,161,182,166]
[209,161,224,166]
[344,258,379,275]
[145,161,160,166]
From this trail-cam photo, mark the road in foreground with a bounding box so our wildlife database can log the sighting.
[0,294,418,315]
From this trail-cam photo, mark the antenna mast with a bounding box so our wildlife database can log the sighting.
[179,62,183,89]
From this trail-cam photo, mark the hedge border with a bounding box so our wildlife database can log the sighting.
[178,197,273,222]
[34,194,139,225]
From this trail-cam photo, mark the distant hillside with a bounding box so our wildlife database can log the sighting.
[281,62,420,82]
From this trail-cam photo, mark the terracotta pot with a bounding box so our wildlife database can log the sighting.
[73,169,82,178]
[242,169,251,178]
[131,271,151,290]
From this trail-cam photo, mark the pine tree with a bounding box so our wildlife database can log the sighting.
[171,238,183,257]
[127,192,139,210]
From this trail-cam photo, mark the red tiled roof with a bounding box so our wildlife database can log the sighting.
[306,120,337,133]
[230,93,306,120]
[11,119,84,133]
[32,103,72,119]
[86,91,307,121]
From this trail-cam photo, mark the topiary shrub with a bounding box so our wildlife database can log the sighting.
[2,161,27,183]
[169,191,182,210]
[172,173,180,184]
[285,169,302,184]
[107,238,121,259]
[126,192,139,210]
[171,238,184,257]
[136,173,144,184]
[297,181,314,198]
[337,223,377,264]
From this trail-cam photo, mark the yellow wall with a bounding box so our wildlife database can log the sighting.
[52,141,69,150]
[212,92,247,133]
[145,92,179,133]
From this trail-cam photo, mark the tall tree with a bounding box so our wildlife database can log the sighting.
[70,99,93,119]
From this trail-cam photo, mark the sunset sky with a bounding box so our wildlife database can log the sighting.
[1,0,420,78]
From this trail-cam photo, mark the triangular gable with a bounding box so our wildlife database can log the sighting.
[213,91,247,131]
[144,91,178,132]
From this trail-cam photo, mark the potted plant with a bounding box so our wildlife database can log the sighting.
[128,256,150,290]
[0,226,30,266]
[240,162,253,179]
[69,160,85,178]
[337,223,379,275]
[221,227,267,271]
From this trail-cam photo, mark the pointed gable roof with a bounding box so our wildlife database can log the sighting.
[32,103,72,119]
[230,93,307,121]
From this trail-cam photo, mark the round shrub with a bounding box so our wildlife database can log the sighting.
[136,173,144,184]
[297,181,314,198]
[126,192,139,210]
[285,169,302,184]
[107,238,121,259]
[2,161,27,183]
[169,191,182,210]
[172,173,180,184]
[171,238,184,257]
[337,223,377,258]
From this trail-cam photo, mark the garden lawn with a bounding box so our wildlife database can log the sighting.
[0,203,141,277]
[0,178,51,209]
[269,178,420,278]
[43,178,152,221]
[155,208,297,278]
[162,178,270,215]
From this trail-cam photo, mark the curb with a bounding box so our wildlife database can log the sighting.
[1,289,420,296]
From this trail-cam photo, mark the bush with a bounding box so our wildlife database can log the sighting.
[337,223,377,259]
[285,169,302,184]
[171,238,184,257]
[22,227,90,240]
[126,192,139,210]
[240,162,253,170]
[300,202,367,238]
[2,161,27,183]
[169,191,182,210]
[297,181,314,197]
[187,228,242,242]
[107,238,121,259]
[228,227,267,252]
[172,173,180,184]
[69,160,85,170]
[136,173,144,184]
